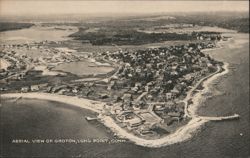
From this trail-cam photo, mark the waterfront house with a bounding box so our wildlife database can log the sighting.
[21,87,29,93]
[30,85,39,92]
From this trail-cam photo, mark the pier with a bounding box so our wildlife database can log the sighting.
[199,114,240,121]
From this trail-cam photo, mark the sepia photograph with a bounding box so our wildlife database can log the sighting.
[0,0,249,157]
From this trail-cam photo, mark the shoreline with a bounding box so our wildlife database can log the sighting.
[188,62,229,117]
[1,93,105,114]
[1,61,230,148]
[182,64,223,118]
[0,92,208,148]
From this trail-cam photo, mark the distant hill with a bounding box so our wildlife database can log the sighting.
[170,13,249,33]
[0,22,34,32]
[217,18,249,33]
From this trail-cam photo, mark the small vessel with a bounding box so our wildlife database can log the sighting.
[85,116,98,121]
[13,96,22,102]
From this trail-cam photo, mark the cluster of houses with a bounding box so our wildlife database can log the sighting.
[194,32,222,41]
[0,50,27,80]
[100,42,218,100]
[106,100,166,136]
[104,93,185,137]
[0,42,87,83]
[90,41,220,136]
[21,83,48,93]
[41,40,220,137]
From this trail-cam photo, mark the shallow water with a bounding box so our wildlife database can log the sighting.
[0,26,76,44]
[0,98,114,157]
[52,60,114,76]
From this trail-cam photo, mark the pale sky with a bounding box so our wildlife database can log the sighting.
[0,1,249,16]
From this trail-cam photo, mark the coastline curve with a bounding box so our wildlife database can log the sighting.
[1,59,230,148]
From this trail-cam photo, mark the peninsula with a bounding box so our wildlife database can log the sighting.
[0,12,245,148]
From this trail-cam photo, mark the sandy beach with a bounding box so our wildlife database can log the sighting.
[1,93,105,113]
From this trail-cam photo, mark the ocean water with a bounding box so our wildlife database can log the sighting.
[0,33,249,158]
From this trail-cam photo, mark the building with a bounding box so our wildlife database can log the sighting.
[30,83,48,92]
[170,89,180,98]
[166,92,173,101]
[126,116,145,130]
[21,87,29,93]
[139,111,163,125]
[30,85,39,91]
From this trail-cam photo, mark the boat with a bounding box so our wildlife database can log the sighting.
[85,116,98,121]
[13,96,22,102]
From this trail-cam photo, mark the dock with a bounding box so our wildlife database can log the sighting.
[199,114,240,121]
